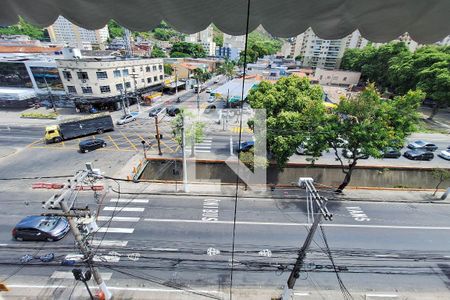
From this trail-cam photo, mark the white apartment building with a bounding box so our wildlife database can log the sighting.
[313,68,361,87]
[223,34,246,51]
[185,25,216,56]
[289,29,368,69]
[56,57,164,99]
[47,16,109,50]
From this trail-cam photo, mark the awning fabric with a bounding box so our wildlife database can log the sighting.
[0,0,449,43]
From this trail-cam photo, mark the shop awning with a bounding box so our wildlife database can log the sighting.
[0,0,448,43]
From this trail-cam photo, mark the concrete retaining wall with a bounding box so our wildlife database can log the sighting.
[139,159,450,189]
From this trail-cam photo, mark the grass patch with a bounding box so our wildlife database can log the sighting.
[21,112,59,119]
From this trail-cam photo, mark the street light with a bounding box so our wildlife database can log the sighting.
[141,140,147,159]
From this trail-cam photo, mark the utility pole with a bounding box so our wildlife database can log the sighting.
[181,113,188,192]
[130,73,140,113]
[174,67,178,94]
[280,178,333,300]
[120,89,127,116]
[43,76,57,112]
[42,163,112,300]
[154,116,162,155]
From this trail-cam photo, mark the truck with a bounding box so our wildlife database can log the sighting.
[44,114,114,143]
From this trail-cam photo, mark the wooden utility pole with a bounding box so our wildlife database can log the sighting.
[154,116,162,155]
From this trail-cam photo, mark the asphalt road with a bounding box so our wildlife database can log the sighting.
[1,187,450,299]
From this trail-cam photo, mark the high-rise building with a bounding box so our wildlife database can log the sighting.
[185,25,216,56]
[47,16,109,50]
[288,29,368,69]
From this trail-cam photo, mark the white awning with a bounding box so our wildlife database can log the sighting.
[0,0,449,43]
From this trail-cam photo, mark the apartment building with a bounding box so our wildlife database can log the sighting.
[47,16,109,50]
[56,57,164,100]
[185,25,216,56]
[289,29,368,69]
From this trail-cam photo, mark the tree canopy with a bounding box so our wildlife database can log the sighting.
[150,46,166,58]
[170,42,206,58]
[107,20,124,40]
[0,17,45,40]
[216,59,236,79]
[238,32,283,65]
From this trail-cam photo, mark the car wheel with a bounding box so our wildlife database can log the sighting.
[53,137,61,143]
[102,143,107,148]
[97,129,104,134]
[46,237,55,242]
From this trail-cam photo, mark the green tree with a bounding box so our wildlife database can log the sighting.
[294,55,302,62]
[0,17,45,40]
[432,169,450,196]
[170,42,206,58]
[216,59,236,80]
[247,76,326,168]
[213,25,224,47]
[323,86,425,192]
[238,32,283,65]
[150,46,166,58]
[107,20,124,40]
[164,64,173,76]
[172,111,205,155]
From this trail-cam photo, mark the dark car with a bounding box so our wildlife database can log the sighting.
[79,138,106,153]
[166,106,181,117]
[204,104,216,114]
[407,140,438,151]
[342,149,369,159]
[148,107,163,117]
[12,216,70,241]
[403,149,434,161]
[237,141,254,153]
[382,148,402,158]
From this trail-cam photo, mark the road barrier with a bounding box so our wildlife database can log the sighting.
[32,182,104,191]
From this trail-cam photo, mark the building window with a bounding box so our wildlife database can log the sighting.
[159,75,163,80]
[343,77,347,81]
[82,86,92,94]
[100,85,111,93]
[77,72,89,80]
[123,69,129,76]
[125,82,131,88]
[141,79,145,83]
[67,86,76,94]
[96,71,108,80]
[146,66,151,72]
[62,71,72,80]
[159,64,163,70]
[147,77,152,83]
[140,66,143,71]
[113,70,121,78]
[153,76,158,82]
[116,83,123,91]
[132,68,136,72]
[152,65,157,71]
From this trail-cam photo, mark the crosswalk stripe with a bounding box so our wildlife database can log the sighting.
[97,227,134,233]
[103,207,145,212]
[195,150,211,153]
[110,198,149,203]
[64,254,120,263]
[195,146,212,149]
[97,216,140,222]
[51,271,112,280]
[91,240,128,247]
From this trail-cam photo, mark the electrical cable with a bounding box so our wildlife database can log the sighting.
[229,1,251,299]
[0,175,73,181]
[68,280,80,300]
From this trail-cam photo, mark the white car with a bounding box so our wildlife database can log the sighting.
[438,150,450,160]
[207,96,215,103]
[117,114,136,125]
[206,88,212,93]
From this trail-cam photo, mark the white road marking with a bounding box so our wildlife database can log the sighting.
[64,254,120,263]
[51,271,112,280]
[97,227,134,233]
[91,240,128,247]
[143,218,450,230]
[97,216,140,222]
[346,206,371,222]
[110,198,149,203]
[294,292,310,296]
[202,198,220,222]
[375,254,399,258]
[194,149,211,153]
[103,207,145,212]
[151,248,179,252]
[365,294,398,298]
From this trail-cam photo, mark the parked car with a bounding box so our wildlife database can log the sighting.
[237,141,254,153]
[438,150,450,161]
[407,140,438,151]
[382,148,402,158]
[208,96,215,103]
[342,149,369,159]
[204,104,216,114]
[79,138,106,153]
[166,106,181,117]
[148,107,163,117]
[12,215,70,241]
[206,88,212,93]
[117,114,136,125]
[403,149,434,161]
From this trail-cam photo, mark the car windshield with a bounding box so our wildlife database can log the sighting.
[1,2,449,300]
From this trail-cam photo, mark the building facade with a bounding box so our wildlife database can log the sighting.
[289,29,369,69]
[313,68,361,87]
[47,16,109,50]
[56,57,164,99]
[185,25,216,56]
[215,46,240,61]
